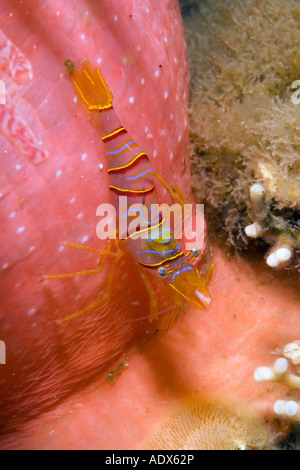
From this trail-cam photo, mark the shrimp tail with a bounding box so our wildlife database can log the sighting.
[72,62,114,111]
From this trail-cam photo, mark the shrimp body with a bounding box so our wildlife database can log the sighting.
[56,62,214,329]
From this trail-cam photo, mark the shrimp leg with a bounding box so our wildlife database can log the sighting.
[153,171,189,206]
[46,240,121,279]
[136,264,182,330]
[60,252,122,323]
[136,266,159,323]
[47,239,125,323]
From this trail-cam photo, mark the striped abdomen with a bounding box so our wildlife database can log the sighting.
[97,106,155,207]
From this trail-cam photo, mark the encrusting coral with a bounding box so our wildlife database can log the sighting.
[141,395,274,450]
[255,341,300,422]
[185,0,300,273]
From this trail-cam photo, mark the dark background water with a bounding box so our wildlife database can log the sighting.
[179,0,200,17]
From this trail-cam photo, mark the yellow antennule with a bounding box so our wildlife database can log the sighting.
[72,62,114,110]
[205,264,215,286]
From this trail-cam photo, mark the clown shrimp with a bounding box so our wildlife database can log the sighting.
[47,62,214,330]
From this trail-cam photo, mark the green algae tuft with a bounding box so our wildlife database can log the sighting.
[186,0,300,272]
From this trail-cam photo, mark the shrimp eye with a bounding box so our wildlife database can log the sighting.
[191,248,200,258]
[158,267,168,277]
